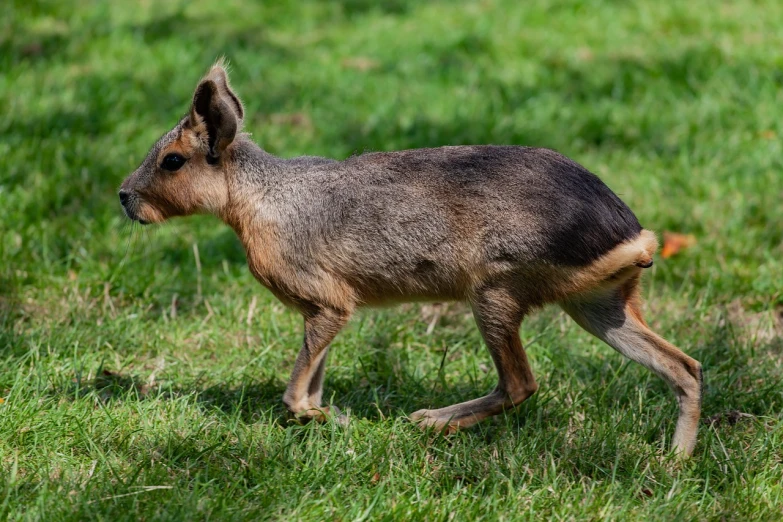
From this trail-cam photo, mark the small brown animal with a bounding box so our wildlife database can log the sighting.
[119,62,702,456]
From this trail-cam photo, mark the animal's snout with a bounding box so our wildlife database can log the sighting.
[118,190,130,206]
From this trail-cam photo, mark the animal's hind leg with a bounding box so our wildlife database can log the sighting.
[560,275,702,456]
[410,286,538,433]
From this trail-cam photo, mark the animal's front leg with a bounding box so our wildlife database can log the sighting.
[306,349,329,410]
[282,306,350,422]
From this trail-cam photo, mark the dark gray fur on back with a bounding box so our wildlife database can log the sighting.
[352,146,642,266]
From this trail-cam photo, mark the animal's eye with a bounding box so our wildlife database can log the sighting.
[161,153,186,172]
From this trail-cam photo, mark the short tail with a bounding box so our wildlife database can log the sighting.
[633,229,658,268]
[574,229,659,285]
[557,229,659,297]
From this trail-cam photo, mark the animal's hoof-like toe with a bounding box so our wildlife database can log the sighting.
[409,409,458,435]
[308,406,333,423]
[409,409,428,423]
[292,407,324,423]
[294,404,349,426]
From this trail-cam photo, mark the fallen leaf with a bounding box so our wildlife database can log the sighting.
[661,231,696,259]
[0,398,5,404]
[371,472,380,484]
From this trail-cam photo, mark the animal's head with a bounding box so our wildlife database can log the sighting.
[119,61,244,224]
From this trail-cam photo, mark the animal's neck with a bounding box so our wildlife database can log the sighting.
[217,136,283,241]
[228,135,284,185]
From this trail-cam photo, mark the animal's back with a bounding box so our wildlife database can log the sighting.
[330,145,643,266]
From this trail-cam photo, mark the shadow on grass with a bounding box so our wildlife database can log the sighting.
[69,364,482,427]
[48,308,783,442]
[28,310,778,491]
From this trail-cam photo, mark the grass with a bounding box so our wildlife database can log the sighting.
[2,0,783,519]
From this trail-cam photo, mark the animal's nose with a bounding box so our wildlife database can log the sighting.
[118,190,130,205]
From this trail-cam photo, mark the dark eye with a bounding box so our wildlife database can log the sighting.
[161,153,186,171]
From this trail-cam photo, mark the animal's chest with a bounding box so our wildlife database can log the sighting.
[242,229,287,290]
[245,242,311,311]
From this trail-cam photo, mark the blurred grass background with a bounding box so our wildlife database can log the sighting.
[1,0,782,520]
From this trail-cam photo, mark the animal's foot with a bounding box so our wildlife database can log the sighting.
[409,409,460,435]
[293,404,350,426]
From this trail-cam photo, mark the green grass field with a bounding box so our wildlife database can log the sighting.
[2,0,783,519]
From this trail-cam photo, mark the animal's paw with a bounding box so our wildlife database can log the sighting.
[409,409,459,435]
[294,404,350,426]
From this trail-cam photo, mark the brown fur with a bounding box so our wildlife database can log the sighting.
[119,63,702,457]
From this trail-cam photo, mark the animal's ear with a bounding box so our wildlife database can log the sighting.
[202,62,244,121]
[189,63,244,162]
